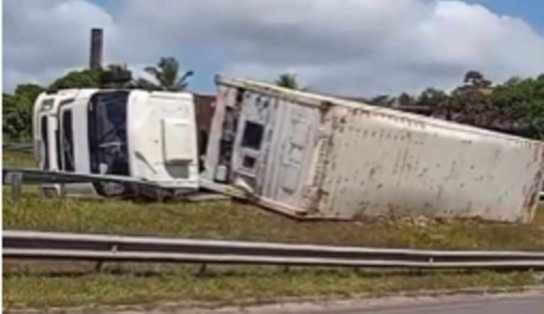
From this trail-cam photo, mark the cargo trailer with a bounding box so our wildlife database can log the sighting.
[202,76,544,223]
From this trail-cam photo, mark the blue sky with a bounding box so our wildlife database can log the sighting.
[5,0,544,95]
[88,0,544,34]
[91,0,544,93]
[469,0,544,35]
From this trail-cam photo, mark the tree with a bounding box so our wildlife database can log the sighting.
[370,94,393,106]
[427,73,544,139]
[49,68,102,90]
[141,57,193,91]
[14,84,45,104]
[464,70,483,84]
[100,64,134,89]
[490,75,544,138]
[397,93,414,106]
[3,84,45,140]
[275,73,299,89]
[416,88,448,107]
[463,70,492,88]
[3,93,26,140]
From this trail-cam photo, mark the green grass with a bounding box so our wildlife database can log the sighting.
[3,192,544,310]
[3,150,544,310]
[4,191,544,250]
[2,150,35,168]
[3,153,544,250]
[4,151,543,251]
[3,266,541,310]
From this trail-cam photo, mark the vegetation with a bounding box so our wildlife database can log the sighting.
[2,56,190,141]
[416,88,448,107]
[3,151,544,252]
[3,84,45,141]
[3,188,544,310]
[463,70,492,88]
[3,151,544,309]
[4,66,543,141]
[490,74,544,139]
[3,150,35,168]
[275,73,300,89]
[4,267,539,310]
[3,191,543,251]
[49,68,102,90]
[140,57,194,91]
[370,71,544,140]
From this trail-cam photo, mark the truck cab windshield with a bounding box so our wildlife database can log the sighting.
[88,91,130,176]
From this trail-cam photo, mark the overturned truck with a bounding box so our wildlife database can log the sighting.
[33,88,200,198]
[202,76,544,223]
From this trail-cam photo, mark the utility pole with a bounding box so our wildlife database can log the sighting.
[89,28,103,70]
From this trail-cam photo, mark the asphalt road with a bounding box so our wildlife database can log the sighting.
[174,293,544,314]
[16,292,541,314]
[288,296,544,314]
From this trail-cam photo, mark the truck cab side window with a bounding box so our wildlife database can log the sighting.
[40,116,49,170]
[61,110,75,172]
[88,91,130,176]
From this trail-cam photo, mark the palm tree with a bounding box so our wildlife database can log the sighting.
[275,73,299,89]
[141,57,193,91]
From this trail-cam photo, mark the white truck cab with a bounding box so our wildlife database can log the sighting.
[32,88,200,198]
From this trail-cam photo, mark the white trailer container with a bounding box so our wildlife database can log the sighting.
[33,89,200,198]
[202,76,544,223]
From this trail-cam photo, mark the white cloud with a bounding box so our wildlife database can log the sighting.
[4,0,544,95]
[3,0,117,90]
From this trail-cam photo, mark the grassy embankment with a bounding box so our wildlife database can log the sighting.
[3,150,544,310]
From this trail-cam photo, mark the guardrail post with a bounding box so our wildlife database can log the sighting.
[131,183,140,200]
[155,188,167,203]
[197,263,207,276]
[96,244,118,272]
[95,261,104,272]
[10,172,23,201]
[59,184,66,198]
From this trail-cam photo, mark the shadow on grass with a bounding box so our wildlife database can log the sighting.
[3,263,484,280]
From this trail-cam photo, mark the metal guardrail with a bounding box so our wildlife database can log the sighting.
[2,167,162,186]
[3,142,33,153]
[2,167,169,201]
[4,230,544,270]
[1,167,226,202]
[3,166,543,206]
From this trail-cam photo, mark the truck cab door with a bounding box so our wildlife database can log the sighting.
[36,112,51,170]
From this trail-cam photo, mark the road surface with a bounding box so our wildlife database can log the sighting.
[281,295,544,314]
[13,292,542,313]
[170,293,544,314]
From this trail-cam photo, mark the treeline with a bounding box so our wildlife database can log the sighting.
[382,71,544,140]
[4,64,544,141]
[277,71,544,140]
